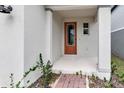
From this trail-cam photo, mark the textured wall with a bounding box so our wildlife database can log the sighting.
[24,5,47,86]
[0,5,24,87]
[111,30,124,58]
[111,6,124,59]
[52,12,63,63]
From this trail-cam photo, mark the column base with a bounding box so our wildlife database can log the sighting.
[96,67,111,81]
[96,71,111,81]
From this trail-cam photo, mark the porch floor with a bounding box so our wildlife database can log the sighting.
[52,55,97,75]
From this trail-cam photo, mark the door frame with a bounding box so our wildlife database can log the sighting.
[64,22,77,54]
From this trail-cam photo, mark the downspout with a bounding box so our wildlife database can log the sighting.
[111,5,118,13]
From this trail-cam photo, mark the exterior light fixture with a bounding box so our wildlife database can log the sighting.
[0,5,13,14]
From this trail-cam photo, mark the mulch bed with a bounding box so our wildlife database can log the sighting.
[29,73,60,88]
[110,74,124,88]
[89,74,124,88]
[88,75,105,88]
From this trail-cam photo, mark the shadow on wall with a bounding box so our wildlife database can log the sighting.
[5,15,14,25]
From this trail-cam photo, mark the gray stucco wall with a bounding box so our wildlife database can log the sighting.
[111,5,124,59]
[111,29,124,58]
[112,6,124,31]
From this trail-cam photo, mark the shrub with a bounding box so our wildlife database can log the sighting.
[42,61,53,88]
[111,61,117,74]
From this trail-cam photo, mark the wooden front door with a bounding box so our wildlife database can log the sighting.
[64,22,77,54]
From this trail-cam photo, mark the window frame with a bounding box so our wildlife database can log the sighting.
[83,23,89,35]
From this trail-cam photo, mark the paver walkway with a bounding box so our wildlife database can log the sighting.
[54,74,86,88]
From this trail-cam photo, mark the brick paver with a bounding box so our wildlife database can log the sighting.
[55,74,86,88]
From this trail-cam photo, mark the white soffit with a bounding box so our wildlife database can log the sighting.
[46,5,97,11]
[46,5,97,17]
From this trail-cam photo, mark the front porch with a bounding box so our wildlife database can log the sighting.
[45,5,111,80]
[52,55,97,75]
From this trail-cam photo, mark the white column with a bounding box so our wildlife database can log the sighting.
[45,8,53,64]
[98,6,111,79]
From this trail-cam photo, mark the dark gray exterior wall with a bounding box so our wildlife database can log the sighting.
[111,5,124,59]
[111,30,124,58]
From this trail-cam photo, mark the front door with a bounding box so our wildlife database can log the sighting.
[64,22,77,54]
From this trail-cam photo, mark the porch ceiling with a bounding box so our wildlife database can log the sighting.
[46,5,97,17]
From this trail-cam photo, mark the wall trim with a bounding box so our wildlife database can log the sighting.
[97,67,111,73]
[98,5,111,8]
[111,5,118,12]
[96,5,111,15]
[111,27,124,33]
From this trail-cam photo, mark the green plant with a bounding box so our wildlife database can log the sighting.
[9,73,14,88]
[91,74,96,81]
[16,64,39,88]
[35,53,53,88]
[79,70,82,78]
[9,63,39,88]
[104,77,107,82]
[111,61,117,74]
[59,71,62,75]
[103,77,113,88]
[111,56,124,84]
[76,72,79,75]
[104,81,112,88]
[117,72,124,83]
[42,61,53,88]
[8,53,53,88]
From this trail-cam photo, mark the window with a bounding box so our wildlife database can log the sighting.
[67,24,74,45]
[83,23,89,35]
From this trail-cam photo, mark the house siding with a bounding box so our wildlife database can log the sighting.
[111,5,124,59]
[112,30,124,58]
[112,6,124,31]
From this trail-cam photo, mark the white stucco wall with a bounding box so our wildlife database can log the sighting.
[45,10,53,63]
[24,5,46,86]
[52,12,63,63]
[98,7,111,80]
[62,17,98,57]
[0,5,24,87]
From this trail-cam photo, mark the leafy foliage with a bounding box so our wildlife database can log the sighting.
[89,55,124,88]
[79,70,83,78]
[8,53,53,88]
[103,81,113,88]
[76,72,79,75]
[37,53,53,88]
[112,55,124,83]
[111,60,117,74]
[91,74,98,81]
[9,73,14,88]
[42,61,53,88]
[103,78,113,88]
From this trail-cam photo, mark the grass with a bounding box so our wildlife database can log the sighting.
[112,55,124,74]
[89,55,124,88]
[112,55,124,82]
